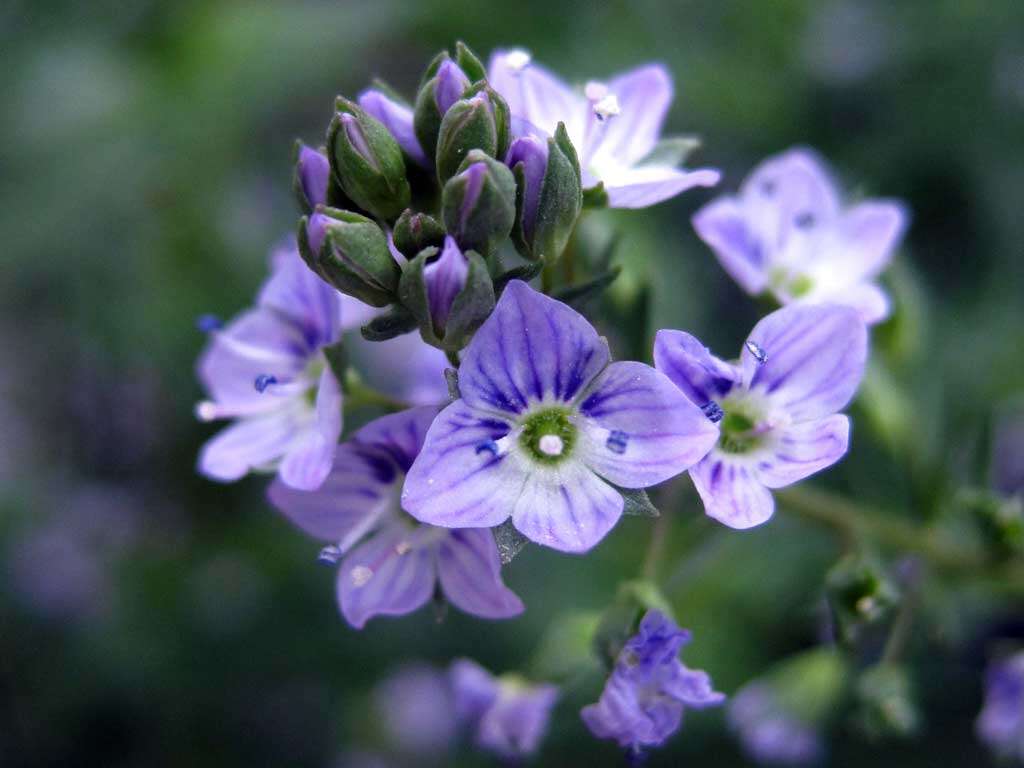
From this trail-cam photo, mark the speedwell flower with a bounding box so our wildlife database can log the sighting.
[451,658,558,760]
[581,610,724,752]
[488,49,720,208]
[267,406,523,629]
[978,652,1024,762]
[693,147,908,323]
[402,280,718,553]
[195,238,343,491]
[655,303,868,528]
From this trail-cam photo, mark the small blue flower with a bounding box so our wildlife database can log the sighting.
[978,652,1024,761]
[581,610,724,751]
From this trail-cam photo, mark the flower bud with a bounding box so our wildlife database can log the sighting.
[392,209,446,260]
[435,86,510,184]
[825,552,899,645]
[413,42,487,161]
[398,236,495,350]
[357,87,429,168]
[293,141,330,214]
[507,123,582,262]
[854,664,919,741]
[441,151,516,257]
[298,207,400,307]
[328,98,410,221]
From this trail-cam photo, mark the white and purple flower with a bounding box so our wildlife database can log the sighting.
[195,239,343,491]
[402,281,719,553]
[581,610,724,751]
[978,652,1024,761]
[451,658,558,759]
[267,406,523,629]
[693,147,908,323]
[488,49,720,208]
[655,303,868,529]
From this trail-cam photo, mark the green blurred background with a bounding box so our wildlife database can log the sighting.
[3,1,1024,765]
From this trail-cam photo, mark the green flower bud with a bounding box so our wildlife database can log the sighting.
[327,98,410,221]
[435,85,510,184]
[299,207,399,307]
[825,551,900,645]
[392,209,447,260]
[441,150,516,258]
[412,42,487,161]
[854,664,920,741]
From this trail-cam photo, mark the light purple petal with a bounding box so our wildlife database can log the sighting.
[260,239,342,348]
[346,331,450,407]
[198,406,309,483]
[458,280,610,414]
[402,401,522,528]
[742,303,868,422]
[653,329,741,407]
[357,88,430,167]
[477,683,558,758]
[434,60,471,115]
[267,443,394,547]
[437,528,523,619]
[339,293,382,334]
[353,406,439,473]
[510,461,624,553]
[601,164,721,209]
[740,148,841,237]
[424,236,468,331]
[337,524,435,629]
[582,671,671,748]
[692,197,769,294]
[296,144,330,208]
[664,665,727,708]
[757,414,850,489]
[577,361,720,488]
[277,367,343,490]
[592,64,673,167]
[690,455,775,529]
[451,658,499,723]
[488,50,584,141]
[826,201,907,282]
[505,134,549,243]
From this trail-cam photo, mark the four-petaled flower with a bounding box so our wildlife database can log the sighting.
[267,406,523,629]
[488,49,720,208]
[655,303,867,529]
[451,658,558,759]
[693,147,907,323]
[978,652,1024,762]
[195,238,344,490]
[581,610,725,751]
[402,280,719,553]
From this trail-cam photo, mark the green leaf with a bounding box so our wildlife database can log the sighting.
[493,261,544,295]
[322,340,348,387]
[455,41,487,82]
[582,182,609,209]
[553,265,622,310]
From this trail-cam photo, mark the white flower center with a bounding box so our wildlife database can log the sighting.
[538,434,565,456]
[505,49,532,73]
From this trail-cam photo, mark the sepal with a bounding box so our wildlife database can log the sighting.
[392,209,447,260]
[441,150,516,257]
[435,85,510,184]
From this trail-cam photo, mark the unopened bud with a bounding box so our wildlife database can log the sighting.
[441,151,516,258]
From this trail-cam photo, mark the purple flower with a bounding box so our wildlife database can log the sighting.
[373,664,456,755]
[423,236,469,334]
[693,147,908,324]
[655,303,867,529]
[488,49,720,208]
[346,330,450,407]
[729,682,822,765]
[581,610,724,751]
[434,59,471,115]
[451,658,558,759]
[195,238,343,491]
[978,652,1024,761]
[401,281,718,553]
[296,142,330,209]
[357,87,430,167]
[267,407,523,629]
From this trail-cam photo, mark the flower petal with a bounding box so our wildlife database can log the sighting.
[336,524,435,629]
[582,670,677,748]
[510,461,624,553]
[664,665,727,708]
[810,201,907,286]
[690,456,775,529]
[267,442,394,547]
[353,405,439,473]
[601,164,720,209]
[692,196,769,294]
[357,88,430,167]
[653,329,741,407]
[198,405,309,483]
[477,683,558,758]
[339,293,382,334]
[451,658,499,723]
[260,239,342,348]
[402,401,523,528]
[346,330,450,406]
[488,50,584,142]
[592,64,673,167]
[757,415,849,489]
[278,366,343,490]
[578,361,720,488]
[437,528,523,619]
[742,303,868,421]
[458,280,610,415]
[740,147,841,241]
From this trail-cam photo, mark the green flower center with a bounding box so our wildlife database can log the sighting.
[519,407,576,465]
[717,397,766,455]
[769,266,814,299]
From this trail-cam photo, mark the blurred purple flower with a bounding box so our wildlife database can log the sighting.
[373,664,456,755]
[402,281,717,553]
[195,238,343,490]
[268,407,523,629]
[978,652,1024,761]
[358,88,429,167]
[729,682,822,765]
[489,49,719,208]
[451,658,558,759]
[693,147,907,323]
[581,610,724,752]
[655,303,867,529]
[296,142,330,208]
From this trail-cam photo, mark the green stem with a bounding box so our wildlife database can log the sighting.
[445,349,460,368]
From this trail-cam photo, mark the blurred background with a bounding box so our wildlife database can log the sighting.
[3,1,1024,765]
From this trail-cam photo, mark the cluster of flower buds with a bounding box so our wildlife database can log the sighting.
[293,42,584,352]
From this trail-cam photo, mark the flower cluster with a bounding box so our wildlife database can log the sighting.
[193,41,908,760]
